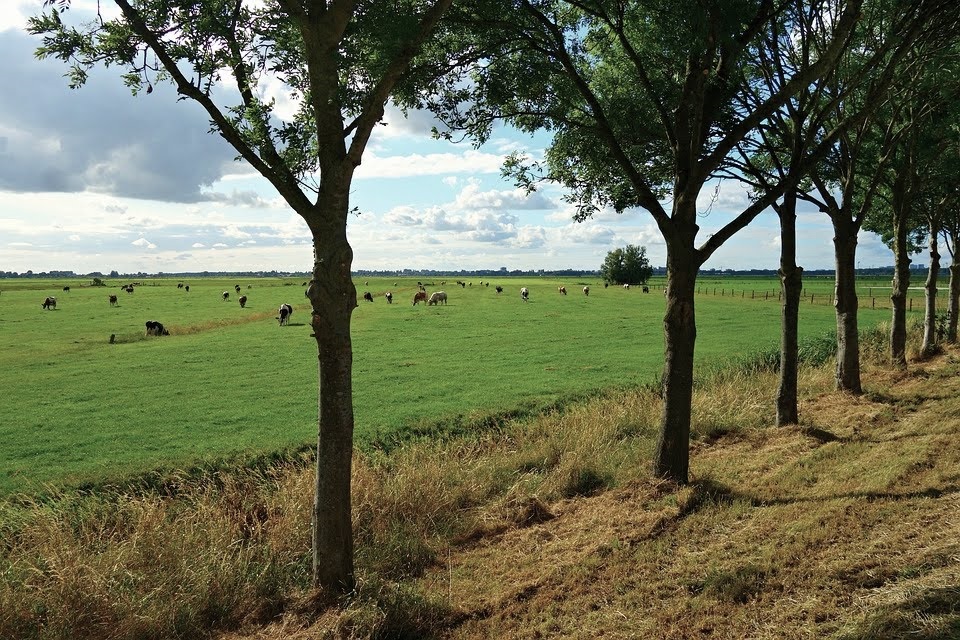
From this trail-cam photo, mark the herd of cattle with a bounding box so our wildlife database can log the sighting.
[36,279,658,338]
[38,281,300,338]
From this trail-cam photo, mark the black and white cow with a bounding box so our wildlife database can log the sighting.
[145,320,169,336]
[278,303,293,325]
[42,296,57,310]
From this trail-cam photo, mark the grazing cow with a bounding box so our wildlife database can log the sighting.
[62,286,70,292]
[125,285,134,293]
[521,287,529,302]
[145,320,169,336]
[413,291,428,305]
[184,285,190,292]
[177,282,184,289]
[642,285,650,293]
[385,292,393,304]
[496,285,503,294]
[239,295,248,308]
[278,303,293,325]
[235,285,241,294]
[363,292,374,303]
[428,291,447,305]
[222,291,230,301]
[604,282,609,288]
[583,286,590,296]
[623,283,630,289]
[108,294,118,306]
[42,296,57,310]
[558,286,567,295]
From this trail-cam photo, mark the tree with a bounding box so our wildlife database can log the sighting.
[432,0,865,483]
[30,0,460,595]
[796,0,959,391]
[600,245,652,286]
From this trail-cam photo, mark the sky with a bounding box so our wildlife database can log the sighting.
[0,2,909,275]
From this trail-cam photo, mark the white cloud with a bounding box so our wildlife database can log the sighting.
[131,237,157,249]
[192,243,206,248]
[355,149,506,179]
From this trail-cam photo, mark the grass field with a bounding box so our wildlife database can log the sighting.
[0,274,906,495]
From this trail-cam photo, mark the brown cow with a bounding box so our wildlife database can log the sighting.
[413,291,428,305]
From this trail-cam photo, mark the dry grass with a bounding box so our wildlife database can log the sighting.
[3,335,959,639]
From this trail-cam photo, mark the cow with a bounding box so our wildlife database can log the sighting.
[428,291,447,305]
[222,291,230,301]
[413,291,428,305]
[235,285,241,294]
[108,294,118,306]
[642,285,650,293]
[623,283,630,289]
[495,285,503,294]
[62,286,70,292]
[42,296,57,310]
[145,320,169,336]
[125,285,134,293]
[363,292,374,303]
[177,282,184,289]
[278,303,293,325]
[583,286,590,296]
[239,295,248,308]
[521,287,529,302]
[385,292,393,304]
[184,285,190,292]
[558,286,567,295]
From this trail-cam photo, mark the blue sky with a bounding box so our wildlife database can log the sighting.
[0,1,904,275]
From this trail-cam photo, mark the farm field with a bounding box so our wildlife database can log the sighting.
[0,274,903,495]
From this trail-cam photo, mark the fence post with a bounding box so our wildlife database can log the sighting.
[811,294,815,304]
[910,298,913,312]
[872,298,875,309]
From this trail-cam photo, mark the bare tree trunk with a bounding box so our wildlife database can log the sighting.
[949,257,960,344]
[921,221,940,356]
[653,241,698,484]
[833,220,862,394]
[307,207,358,595]
[890,212,911,368]
[776,194,802,426]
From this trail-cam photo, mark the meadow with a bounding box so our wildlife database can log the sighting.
[0,274,906,495]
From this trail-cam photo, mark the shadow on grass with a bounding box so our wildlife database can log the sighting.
[836,586,960,640]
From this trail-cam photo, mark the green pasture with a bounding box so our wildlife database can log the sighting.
[0,275,896,495]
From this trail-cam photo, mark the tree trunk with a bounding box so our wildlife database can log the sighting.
[653,241,698,484]
[921,221,940,356]
[833,219,862,394]
[889,212,910,369]
[776,194,802,426]
[949,254,960,344]
[307,207,358,595]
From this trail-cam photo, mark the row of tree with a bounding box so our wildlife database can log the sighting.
[31,0,960,596]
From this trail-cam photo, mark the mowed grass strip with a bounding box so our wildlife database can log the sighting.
[0,276,890,494]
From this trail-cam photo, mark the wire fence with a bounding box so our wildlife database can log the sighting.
[684,284,950,313]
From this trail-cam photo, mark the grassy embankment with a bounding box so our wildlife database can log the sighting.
[0,275,897,495]
[2,315,958,639]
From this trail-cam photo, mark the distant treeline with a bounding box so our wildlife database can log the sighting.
[1,266,943,280]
